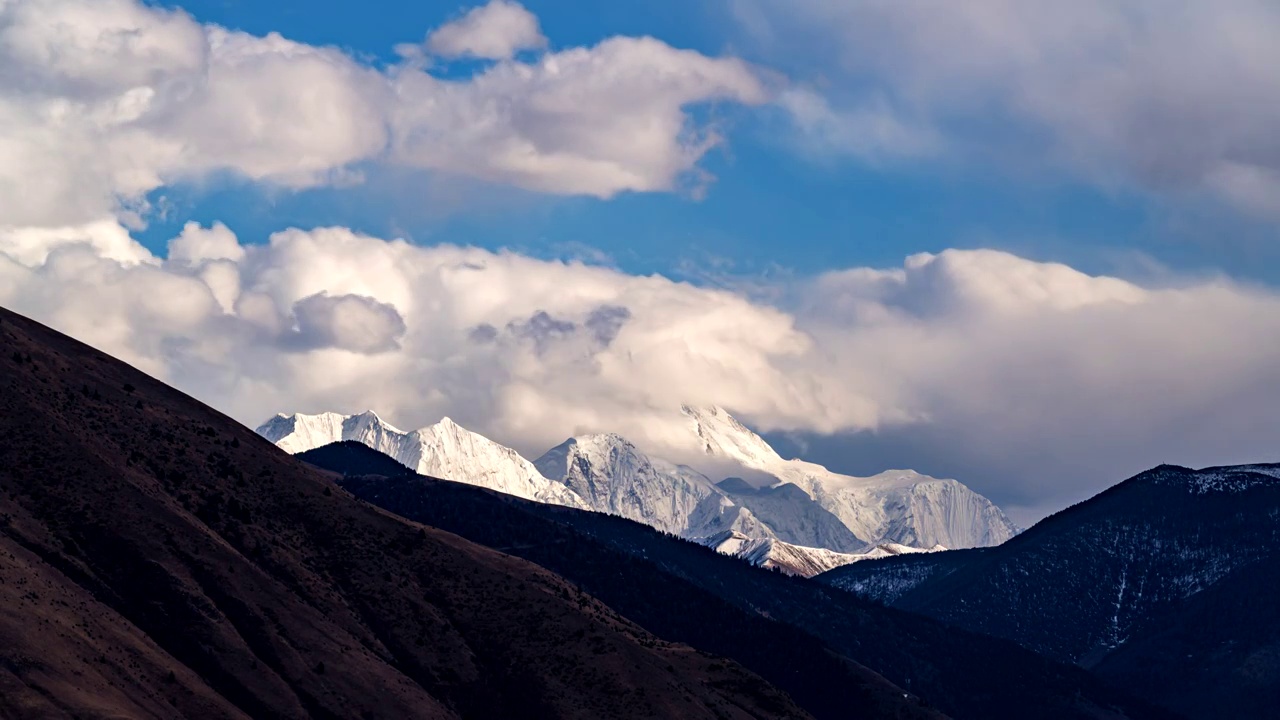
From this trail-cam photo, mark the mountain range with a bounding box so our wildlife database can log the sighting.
[818,462,1280,719]
[258,407,1018,575]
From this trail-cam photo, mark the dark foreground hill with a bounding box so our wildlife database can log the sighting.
[819,463,1280,719]
[0,306,815,719]
[302,443,944,720]
[300,441,1174,720]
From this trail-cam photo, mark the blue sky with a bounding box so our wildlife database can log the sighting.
[140,0,1279,285]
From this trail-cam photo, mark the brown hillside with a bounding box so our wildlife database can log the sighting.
[0,306,816,719]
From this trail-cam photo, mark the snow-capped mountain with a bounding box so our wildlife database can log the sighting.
[683,492,778,541]
[532,434,799,543]
[712,477,868,552]
[701,530,946,577]
[259,406,1018,558]
[257,411,587,508]
[682,405,1019,549]
[533,433,721,535]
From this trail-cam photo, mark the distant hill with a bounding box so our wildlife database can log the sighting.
[301,441,1173,720]
[819,463,1280,719]
[296,438,416,477]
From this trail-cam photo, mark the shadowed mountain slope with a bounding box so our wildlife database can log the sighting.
[301,441,1174,720]
[301,443,945,720]
[819,463,1280,719]
[0,306,813,720]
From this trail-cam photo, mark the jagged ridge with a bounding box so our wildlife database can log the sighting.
[260,407,1019,567]
[682,405,1020,549]
[258,411,586,508]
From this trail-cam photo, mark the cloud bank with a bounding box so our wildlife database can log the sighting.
[736,0,1280,219]
[5,221,1280,520]
[0,0,766,229]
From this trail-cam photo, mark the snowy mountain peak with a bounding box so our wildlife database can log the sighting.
[678,404,1019,551]
[261,405,1019,557]
[539,434,639,476]
[257,411,349,454]
[535,432,720,536]
[681,404,782,469]
[256,410,587,509]
[566,432,635,453]
[418,416,489,445]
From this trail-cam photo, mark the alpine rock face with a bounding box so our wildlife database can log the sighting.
[712,477,868,552]
[682,405,1020,550]
[533,433,722,536]
[257,411,587,508]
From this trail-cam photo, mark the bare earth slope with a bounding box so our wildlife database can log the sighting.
[0,306,809,720]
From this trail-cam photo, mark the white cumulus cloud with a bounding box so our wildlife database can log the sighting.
[425,0,547,60]
[0,0,767,229]
[734,0,1280,219]
[390,36,768,197]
